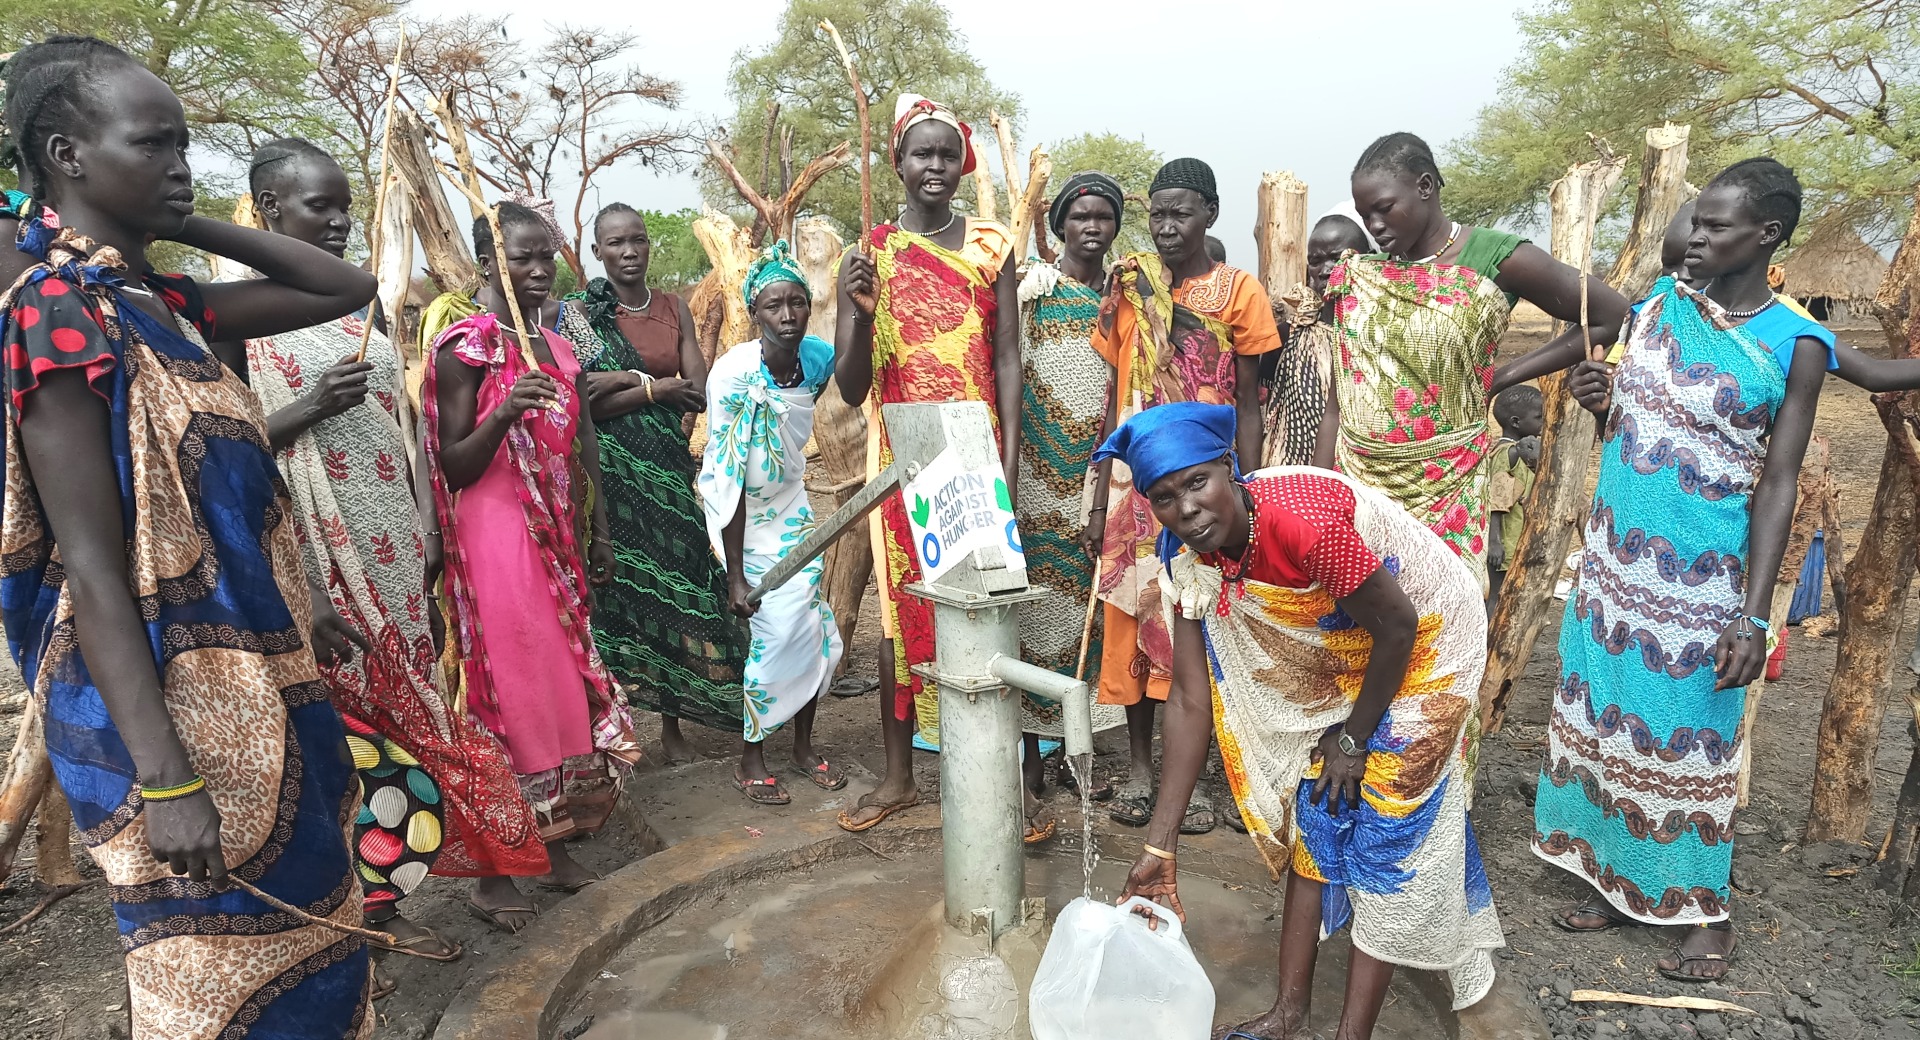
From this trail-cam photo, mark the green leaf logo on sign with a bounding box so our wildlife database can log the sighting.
[911,494,932,529]
[993,477,1012,513]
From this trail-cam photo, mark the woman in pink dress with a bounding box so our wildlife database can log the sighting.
[424,202,641,931]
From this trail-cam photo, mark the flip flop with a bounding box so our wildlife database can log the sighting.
[1223,804,1250,834]
[465,899,537,935]
[830,675,878,698]
[795,758,848,791]
[1180,784,1217,835]
[1109,776,1154,827]
[1657,929,1739,983]
[369,927,464,962]
[537,875,599,894]
[371,972,398,1002]
[1024,805,1058,845]
[1055,758,1115,802]
[836,792,921,833]
[1554,899,1631,933]
[735,773,791,805]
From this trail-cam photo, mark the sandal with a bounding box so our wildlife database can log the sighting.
[1224,804,1249,834]
[735,772,791,805]
[1055,756,1114,802]
[836,791,921,833]
[1109,776,1154,827]
[1024,804,1058,845]
[1180,782,1216,835]
[830,675,877,698]
[466,899,538,935]
[370,971,398,1002]
[1656,925,1739,983]
[1555,899,1631,933]
[368,923,464,962]
[794,757,848,791]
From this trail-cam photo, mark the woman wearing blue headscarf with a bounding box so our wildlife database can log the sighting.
[698,241,846,805]
[1108,403,1502,1038]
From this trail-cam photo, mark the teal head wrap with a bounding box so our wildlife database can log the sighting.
[743,240,810,308]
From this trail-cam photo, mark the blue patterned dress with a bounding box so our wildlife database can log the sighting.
[2,225,368,1037]
[1535,277,1834,924]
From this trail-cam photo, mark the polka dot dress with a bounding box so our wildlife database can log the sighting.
[343,714,445,911]
[1200,474,1383,606]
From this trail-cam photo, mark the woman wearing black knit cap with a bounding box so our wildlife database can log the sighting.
[1012,172,1129,819]
[1085,158,1282,833]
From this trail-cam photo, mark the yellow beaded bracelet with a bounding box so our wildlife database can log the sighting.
[140,776,207,802]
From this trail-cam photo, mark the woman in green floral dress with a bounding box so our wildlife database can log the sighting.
[1323,133,1630,594]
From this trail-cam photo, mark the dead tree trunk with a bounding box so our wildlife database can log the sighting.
[704,138,852,246]
[1479,147,1626,732]
[1880,626,1920,902]
[1736,436,1835,806]
[1254,171,1309,303]
[1604,124,1692,302]
[1807,186,1920,845]
[1008,149,1053,266]
[32,785,83,887]
[793,218,872,672]
[390,109,478,296]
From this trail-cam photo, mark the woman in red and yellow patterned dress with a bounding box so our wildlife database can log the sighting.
[832,94,1021,834]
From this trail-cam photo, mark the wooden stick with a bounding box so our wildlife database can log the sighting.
[354,25,408,363]
[0,880,95,938]
[818,21,871,243]
[991,112,1022,219]
[1571,990,1754,1015]
[226,876,444,958]
[425,93,487,221]
[421,100,542,379]
[1075,552,1106,683]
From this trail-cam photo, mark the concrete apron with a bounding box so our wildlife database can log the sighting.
[432,798,1547,1040]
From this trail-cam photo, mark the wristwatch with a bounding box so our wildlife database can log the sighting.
[1336,731,1363,757]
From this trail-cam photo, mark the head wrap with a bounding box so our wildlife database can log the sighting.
[1320,199,1379,251]
[1148,158,1218,206]
[743,239,810,307]
[505,192,567,251]
[1092,403,1241,562]
[891,93,978,175]
[1048,171,1125,237]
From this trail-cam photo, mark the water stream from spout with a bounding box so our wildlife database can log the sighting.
[1065,753,1098,900]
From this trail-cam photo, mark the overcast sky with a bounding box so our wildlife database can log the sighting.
[410,0,1531,272]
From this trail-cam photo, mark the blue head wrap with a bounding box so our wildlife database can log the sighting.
[1091,402,1241,562]
[742,239,810,308]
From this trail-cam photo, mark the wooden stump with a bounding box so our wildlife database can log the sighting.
[1254,171,1309,302]
[1604,124,1692,302]
[1479,151,1624,733]
[33,785,83,887]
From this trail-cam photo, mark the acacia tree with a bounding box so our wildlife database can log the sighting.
[261,0,404,208]
[711,0,1020,239]
[0,0,319,172]
[406,17,689,280]
[1444,0,1917,244]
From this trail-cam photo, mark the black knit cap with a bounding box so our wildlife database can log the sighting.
[1048,171,1125,236]
[1149,157,1218,206]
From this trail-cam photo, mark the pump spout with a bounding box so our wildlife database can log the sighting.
[989,654,1093,758]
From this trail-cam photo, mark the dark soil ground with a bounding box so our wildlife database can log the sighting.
[2,313,1917,1040]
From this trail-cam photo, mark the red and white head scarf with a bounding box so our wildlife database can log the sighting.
[890,93,977,175]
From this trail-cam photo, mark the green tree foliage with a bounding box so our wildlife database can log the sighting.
[0,0,322,171]
[640,208,711,290]
[1047,132,1163,257]
[710,0,1020,238]
[1444,0,1917,245]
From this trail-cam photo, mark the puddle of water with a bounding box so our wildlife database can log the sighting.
[567,844,1443,1040]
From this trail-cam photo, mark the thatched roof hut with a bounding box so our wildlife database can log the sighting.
[1780,223,1889,307]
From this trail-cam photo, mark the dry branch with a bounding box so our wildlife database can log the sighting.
[1254,171,1309,303]
[704,138,853,246]
[817,20,871,241]
[1480,148,1626,734]
[1571,991,1753,1015]
[425,93,487,221]
[353,26,407,363]
[1007,148,1053,263]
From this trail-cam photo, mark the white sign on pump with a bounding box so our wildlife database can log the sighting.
[901,447,1024,582]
